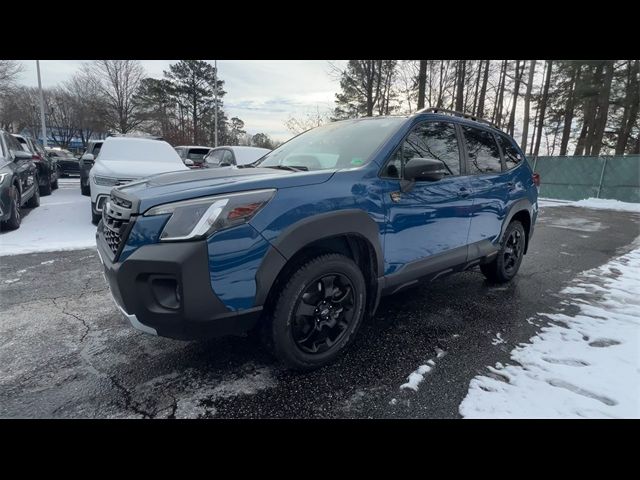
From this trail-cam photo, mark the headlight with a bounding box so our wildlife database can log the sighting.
[93,175,119,186]
[145,189,276,241]
[0,173,8,185]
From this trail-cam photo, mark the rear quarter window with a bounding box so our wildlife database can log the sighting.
[496,135,523,170]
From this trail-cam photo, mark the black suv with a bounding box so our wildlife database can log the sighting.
[0,130,40,230]
[12,134,59,195]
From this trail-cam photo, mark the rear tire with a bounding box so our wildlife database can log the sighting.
[26,181,40,208]
[263,253,366,371]
[51,177,59,190]
[1,186,21,230]
[81,183,90,196]
[480,220,526,283]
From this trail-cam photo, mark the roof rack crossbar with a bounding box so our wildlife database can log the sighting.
[413,107,499,130]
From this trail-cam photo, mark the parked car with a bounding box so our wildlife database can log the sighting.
[11,134,58,195]
[79,140,104,196]
[90,136,189,224]
[0,130,40,230]
[203,146,271,168]
[96,109,540,370]
[46,148,79,177]
[174,145,213,168]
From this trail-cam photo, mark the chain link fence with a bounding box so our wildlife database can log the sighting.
[529,155,640,203]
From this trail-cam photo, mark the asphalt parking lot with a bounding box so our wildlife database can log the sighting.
[1,198,638,418]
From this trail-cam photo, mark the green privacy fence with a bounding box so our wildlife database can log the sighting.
[529,155,640,203]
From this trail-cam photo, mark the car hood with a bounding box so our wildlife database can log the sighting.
[92,159,188,179]
[117,167,336,213]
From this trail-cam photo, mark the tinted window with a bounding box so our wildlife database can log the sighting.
[6,134,23,153]
[462,126,502,174]
[384,122,460,178]
[496,135,522,169]
[405,122,460,176]
[187,148,211,161]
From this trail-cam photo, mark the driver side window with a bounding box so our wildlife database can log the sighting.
[384,121,461,179]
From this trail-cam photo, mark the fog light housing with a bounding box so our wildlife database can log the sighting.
[151,277,181,310]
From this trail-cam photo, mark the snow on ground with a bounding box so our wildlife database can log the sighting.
[460,244,640,418]
[0,179,97,256]
[538,197,640,213]
[400,347,446,392]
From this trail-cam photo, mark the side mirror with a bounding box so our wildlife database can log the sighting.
[82,153,95,161]
[404,158,447,182]
[184,159,194,167]
[12,150,33,162]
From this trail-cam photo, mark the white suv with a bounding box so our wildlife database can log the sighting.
[90,136,188,224]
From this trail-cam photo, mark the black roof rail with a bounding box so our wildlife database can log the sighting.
[414,107,499,130]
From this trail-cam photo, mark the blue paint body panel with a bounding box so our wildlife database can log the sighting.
[114,113,539,313]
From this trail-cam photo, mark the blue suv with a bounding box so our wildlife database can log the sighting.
[96,109,539,370]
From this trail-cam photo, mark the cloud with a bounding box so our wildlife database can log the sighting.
[17,59,346,141]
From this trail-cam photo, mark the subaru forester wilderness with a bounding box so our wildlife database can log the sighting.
[96,109,539,370]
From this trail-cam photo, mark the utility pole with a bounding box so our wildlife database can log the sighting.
[36,60,47,148]
[214,60,218,147]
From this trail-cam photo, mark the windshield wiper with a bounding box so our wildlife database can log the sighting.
[263,165,308,172]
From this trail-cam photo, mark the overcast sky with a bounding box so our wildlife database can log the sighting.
[16,60,347,141]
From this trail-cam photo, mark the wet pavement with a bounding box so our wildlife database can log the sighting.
[1,205,638,418]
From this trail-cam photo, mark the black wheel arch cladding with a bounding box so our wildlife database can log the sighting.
[254,209,384,310]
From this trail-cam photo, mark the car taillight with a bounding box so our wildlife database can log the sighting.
[532,173,540,187]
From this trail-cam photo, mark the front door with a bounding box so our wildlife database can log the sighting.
[381,121,473,276]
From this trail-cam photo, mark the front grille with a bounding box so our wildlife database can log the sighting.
[103,223,122,256]
[101,192,134,258]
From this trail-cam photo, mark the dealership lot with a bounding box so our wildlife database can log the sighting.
[1,186,638,418]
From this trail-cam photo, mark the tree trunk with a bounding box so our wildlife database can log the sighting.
[493,60,507,127]
[560,63,580,155]
[615,60,640,154]
[477,59,490,118]
[471,60,482,115]
[520,60,537,154]
[589,61,615,156]
[507,60,523,137]
[582,62,604,155]
[455,60,465,112]
[533,60,553,157]
[417,60,427,110]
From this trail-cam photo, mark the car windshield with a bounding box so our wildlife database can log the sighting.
[256,117,405,171]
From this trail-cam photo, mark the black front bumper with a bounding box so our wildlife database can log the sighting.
[96,229,262,340]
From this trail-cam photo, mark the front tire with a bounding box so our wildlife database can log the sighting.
[40,175,52,196]
[480,220,526,283]
[91,202,101,225]
[264,253,366,371]
[81,182,90,196]
[26,181,40,208]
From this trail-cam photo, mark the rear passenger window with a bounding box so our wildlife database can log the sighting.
[462,126,502,174]
[496,135,522,169]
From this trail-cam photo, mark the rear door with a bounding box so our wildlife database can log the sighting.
[461,125,509,253]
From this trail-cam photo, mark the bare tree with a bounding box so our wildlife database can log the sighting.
[0,60,23,95]
[83,60,145,134]
[285,107,330,134]
[520,60,537,153]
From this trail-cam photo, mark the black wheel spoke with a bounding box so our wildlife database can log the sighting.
[321,276,336,299]
[291,272,357,355]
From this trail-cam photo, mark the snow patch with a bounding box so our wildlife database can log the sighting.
[0,184,98,256]
[491,333,506,345]
[400,348,447,392]
[460,246,640,418]
[538,197,640,213]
